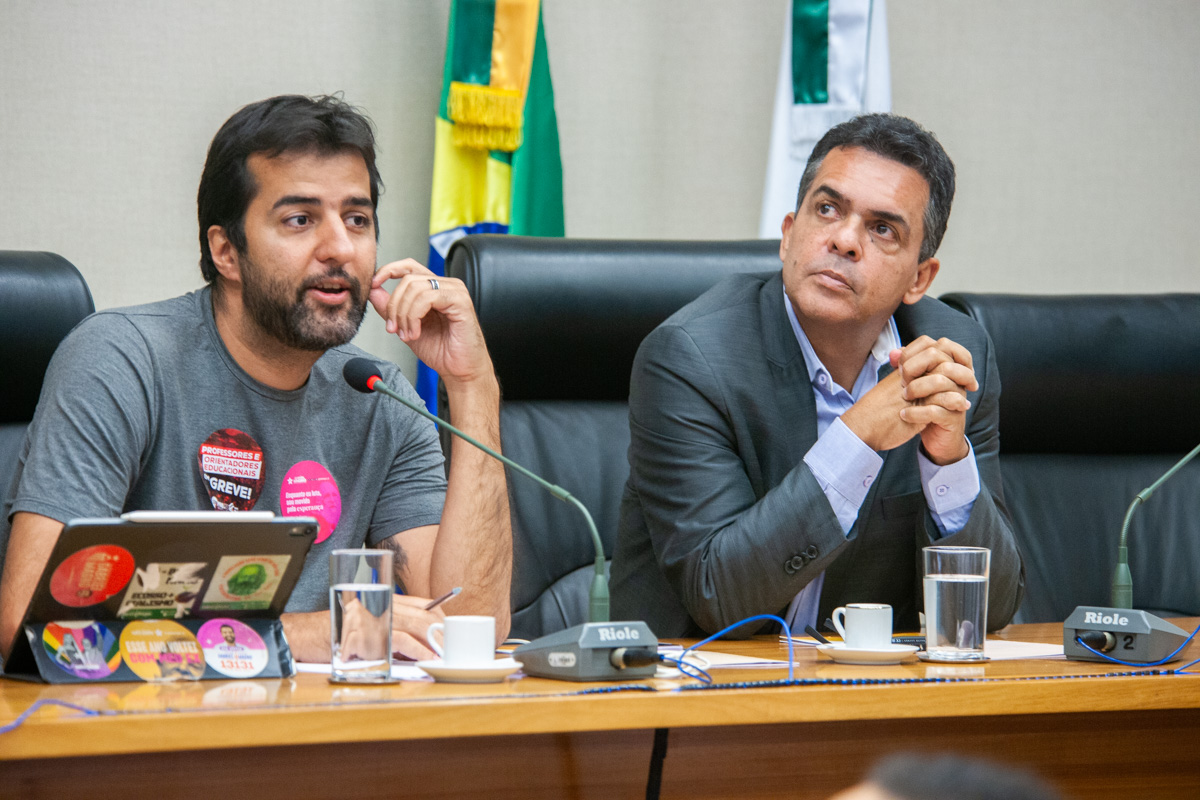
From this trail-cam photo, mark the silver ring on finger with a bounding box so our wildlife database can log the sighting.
[429,278,440,290]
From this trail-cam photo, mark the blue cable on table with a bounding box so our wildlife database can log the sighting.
[659,654,713,684]
[0,698,101,735]
[1174,657,1200,675]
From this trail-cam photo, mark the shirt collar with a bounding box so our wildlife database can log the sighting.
[784,294,900,392]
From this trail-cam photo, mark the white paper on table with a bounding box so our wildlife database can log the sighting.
[659,646,793,669]
[983,640,1065,660]
[784,636,1064,660]
[701,650,796,669]
[294,661,434,681]
[779,635,823,647]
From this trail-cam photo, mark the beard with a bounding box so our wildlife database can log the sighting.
[239,254,369,352]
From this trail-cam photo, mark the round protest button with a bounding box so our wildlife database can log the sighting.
[197,618,269,678]
[198,428,266,511]
[42,621,121,680]
[119,620,206,682]
[49,544,136,607]
[280,460,342,544]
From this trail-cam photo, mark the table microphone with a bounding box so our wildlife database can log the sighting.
[343,356,608,621]
[343,358,658,680]
[1063,441,1200,663]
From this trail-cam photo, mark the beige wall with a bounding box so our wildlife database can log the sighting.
[888,1,1200,296]
[3,1,1198,378]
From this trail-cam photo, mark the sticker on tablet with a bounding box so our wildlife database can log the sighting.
[198,428,265,511]
[42,621,121,680]
[49,545,136,607]
[199,555,290,610]
[117,562,207,619]
[280,460,342,544]
[119,620,206,681]
[197,618,269,678]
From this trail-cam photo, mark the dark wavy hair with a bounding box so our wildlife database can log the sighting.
[795,113,955,262]
[196,94,382,284]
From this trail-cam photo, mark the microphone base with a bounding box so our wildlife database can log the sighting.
[1063,606,1188,664]
[514,621,658,681]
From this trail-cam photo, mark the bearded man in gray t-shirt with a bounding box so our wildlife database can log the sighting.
[0,95,512,663]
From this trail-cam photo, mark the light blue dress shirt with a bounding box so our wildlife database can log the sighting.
[783,296,980,633]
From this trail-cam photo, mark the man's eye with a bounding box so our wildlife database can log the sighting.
[285,214,310,227]
[873,223,894,238]
[817,202,836,216]
[347,214,371,228]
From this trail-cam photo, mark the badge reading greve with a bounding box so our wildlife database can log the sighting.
[198,428,265,511]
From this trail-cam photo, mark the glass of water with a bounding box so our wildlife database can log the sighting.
[329,549,393,683]
[922,546,990,662]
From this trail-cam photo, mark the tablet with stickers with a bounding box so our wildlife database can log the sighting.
[3,512,316,684]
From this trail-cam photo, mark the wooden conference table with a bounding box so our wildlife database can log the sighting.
[2,620,1199,799]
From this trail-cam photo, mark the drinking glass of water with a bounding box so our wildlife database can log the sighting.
[922,546,990,662]
[329,549,393,683]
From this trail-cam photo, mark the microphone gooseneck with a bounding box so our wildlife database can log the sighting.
[1062,439,1199,664]
[341,357,609,623]
[1111,439,1200,608]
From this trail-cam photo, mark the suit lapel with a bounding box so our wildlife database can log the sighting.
[759,273,818,465]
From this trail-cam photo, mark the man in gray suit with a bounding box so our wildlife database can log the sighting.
[611,114,1023,638]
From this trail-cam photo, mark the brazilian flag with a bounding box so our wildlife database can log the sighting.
[422,0,565,413]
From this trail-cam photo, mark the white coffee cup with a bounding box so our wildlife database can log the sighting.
[425,615,495,666]
[831,603,893,650]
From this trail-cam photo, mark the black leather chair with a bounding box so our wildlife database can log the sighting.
[1,252,95,499]
[942,293,1200,623]
[444,235,780,638]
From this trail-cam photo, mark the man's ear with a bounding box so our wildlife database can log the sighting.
[779,212,797,262]
[901,257,940,305]
[207,225,242,285]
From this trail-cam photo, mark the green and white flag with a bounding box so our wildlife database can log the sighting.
[759,0,890,238]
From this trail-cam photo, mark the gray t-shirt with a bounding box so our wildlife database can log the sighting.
[1,287,446,611]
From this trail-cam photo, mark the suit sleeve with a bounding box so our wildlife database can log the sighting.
[626,324,849,636]
[923,332,1025,630]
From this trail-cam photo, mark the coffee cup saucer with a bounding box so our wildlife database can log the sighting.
[415,657,522,683]
[816,643,919,666]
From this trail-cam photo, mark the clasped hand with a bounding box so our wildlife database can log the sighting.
[841,336,978,465]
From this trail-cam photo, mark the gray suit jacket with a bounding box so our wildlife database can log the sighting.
[611,271,1024,637]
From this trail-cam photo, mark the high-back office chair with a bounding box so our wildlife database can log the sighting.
[942,293,1200,623]
[444,236,780,638]
[1,251,95,497]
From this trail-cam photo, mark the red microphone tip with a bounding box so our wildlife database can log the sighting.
[366,375,380,391]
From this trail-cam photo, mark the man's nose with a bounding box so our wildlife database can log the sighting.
[828,217,861,260]
[315,218,355,263]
